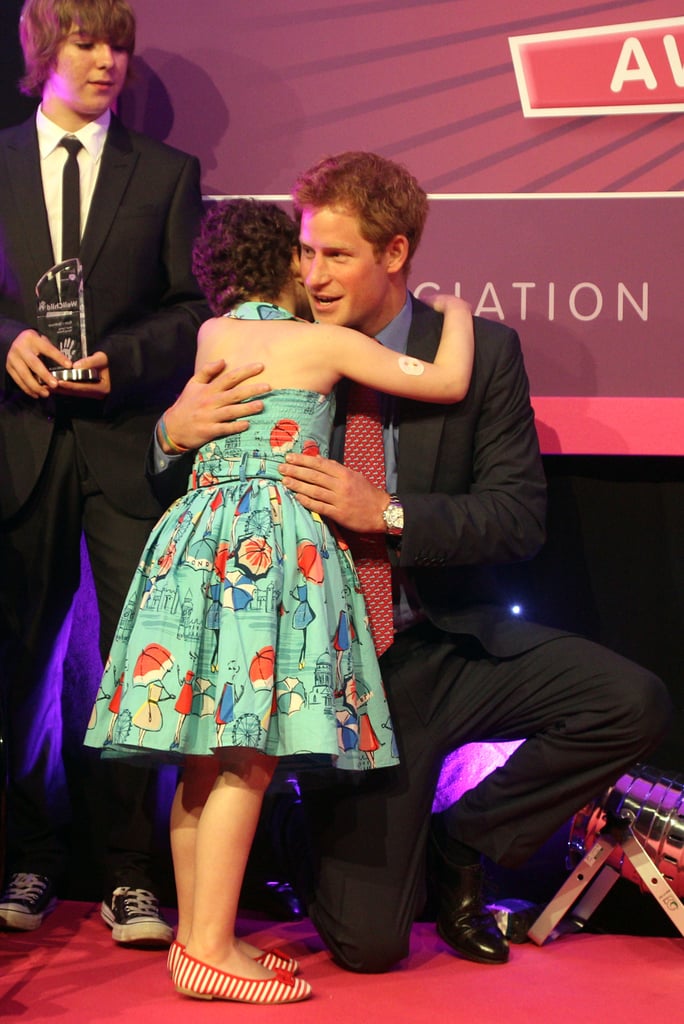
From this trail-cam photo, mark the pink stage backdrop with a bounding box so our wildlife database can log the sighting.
[122,0,684,455]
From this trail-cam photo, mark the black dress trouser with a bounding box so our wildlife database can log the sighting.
[0,421,160,892]
[301,621,671,972]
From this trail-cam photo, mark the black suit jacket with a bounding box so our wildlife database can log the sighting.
[0,114,209,521]
[391,295,559,656]
[327,295,557,658]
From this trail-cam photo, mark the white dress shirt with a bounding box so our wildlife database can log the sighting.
[36,107,110,263]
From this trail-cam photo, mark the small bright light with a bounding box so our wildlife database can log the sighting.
[510,604,522,616]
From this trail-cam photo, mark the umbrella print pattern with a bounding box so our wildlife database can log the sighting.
[213,541,230,581]
[184,534,217,571]
[198,470,220,488]
[297,539,325,584]
[235,535,273,579]
[196,677,215,718]
[132,643,174,686]
[276,676,307,716]
[221,570,255,610]
[269,418,300,454]
[249,646,275,690]
[84,387,399,772]
[302,438,320,457]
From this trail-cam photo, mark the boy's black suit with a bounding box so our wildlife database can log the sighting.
[0,112,208,889]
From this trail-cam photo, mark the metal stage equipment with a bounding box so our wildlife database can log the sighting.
[528,764,684,944]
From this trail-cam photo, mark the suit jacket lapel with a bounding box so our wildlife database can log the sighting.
[397,295,446,493]
[4,119,55,277]
[79,115,137,277]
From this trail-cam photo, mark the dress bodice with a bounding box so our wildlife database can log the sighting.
[190,389,334,487]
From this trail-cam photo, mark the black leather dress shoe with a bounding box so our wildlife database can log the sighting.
[430,839,510,965]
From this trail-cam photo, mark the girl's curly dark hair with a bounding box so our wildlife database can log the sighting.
[192,198,299,316]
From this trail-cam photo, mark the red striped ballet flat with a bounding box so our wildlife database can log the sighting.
[172,948,312,1003]
[256,946,301,974]
[167,939,300,976]
[167,940,183,975]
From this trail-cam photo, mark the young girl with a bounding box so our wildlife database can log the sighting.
[85,198,473,1003]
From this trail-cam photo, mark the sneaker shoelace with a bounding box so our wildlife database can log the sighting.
[118,888,162,919]
[3,873,49,901]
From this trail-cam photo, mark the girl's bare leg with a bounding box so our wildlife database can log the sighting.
[170,754,217,945]
[172,748,278,977]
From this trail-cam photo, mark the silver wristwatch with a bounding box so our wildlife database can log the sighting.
[382,494,404,535]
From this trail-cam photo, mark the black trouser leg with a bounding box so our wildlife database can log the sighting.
[81,480,164,895]
[0,428,83,880]
[302,625,670,971]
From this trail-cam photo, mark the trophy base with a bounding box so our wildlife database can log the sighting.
[51,367,101,383]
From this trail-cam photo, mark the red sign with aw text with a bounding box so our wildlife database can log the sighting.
[509,17,684,116]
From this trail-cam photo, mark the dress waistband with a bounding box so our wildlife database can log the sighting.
[189,452,284,488]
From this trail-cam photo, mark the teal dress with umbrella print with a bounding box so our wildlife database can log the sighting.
[85,303,398,772]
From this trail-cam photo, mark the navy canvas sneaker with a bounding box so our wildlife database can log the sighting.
[0,873,57,931]
[101,886,173,947]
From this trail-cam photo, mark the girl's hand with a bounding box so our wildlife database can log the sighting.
[426,293,472,316]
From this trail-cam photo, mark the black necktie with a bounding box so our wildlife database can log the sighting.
[60,136,83,260]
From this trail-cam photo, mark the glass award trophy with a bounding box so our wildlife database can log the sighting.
[35,258,100,382]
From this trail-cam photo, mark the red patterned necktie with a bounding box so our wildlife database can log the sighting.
[342,382,394,655]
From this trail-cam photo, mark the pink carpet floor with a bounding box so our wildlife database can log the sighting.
[1,901,682,1023]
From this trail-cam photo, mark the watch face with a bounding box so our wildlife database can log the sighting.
[384,501,404,531]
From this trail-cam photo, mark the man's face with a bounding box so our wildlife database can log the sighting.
[299,205,404,338]
[41,26,129,129]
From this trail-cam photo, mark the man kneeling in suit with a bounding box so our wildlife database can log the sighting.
[152,150,672,971]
